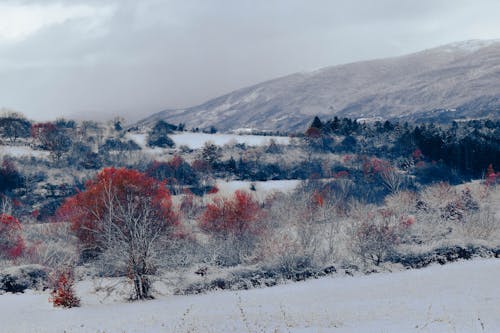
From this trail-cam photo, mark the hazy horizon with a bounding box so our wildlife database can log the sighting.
[1,0,500,123]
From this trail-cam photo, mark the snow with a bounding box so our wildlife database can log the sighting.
[0,145,50,158]
[126,133,148,147]
[171,132,290,149]
[216,179,300,199]
[1,259,499,332]
[443,39,500,53]
[126,132,290,151]
[356,117,384,124]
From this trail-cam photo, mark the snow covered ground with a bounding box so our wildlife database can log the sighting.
[127,132,290,150]
[1,259,499,332]
[171,132,290,149]
[0,145,50,158]
[216,179,300,198]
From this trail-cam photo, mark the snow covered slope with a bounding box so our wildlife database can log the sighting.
[138,39,500,131]
[126,132,290,150]
[2,259,499,332]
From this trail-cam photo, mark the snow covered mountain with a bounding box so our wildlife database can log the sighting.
[138,39,500,131]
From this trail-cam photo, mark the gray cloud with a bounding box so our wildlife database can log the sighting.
[1,0,500,122]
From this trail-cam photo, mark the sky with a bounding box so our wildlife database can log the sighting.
[1,0,500,123]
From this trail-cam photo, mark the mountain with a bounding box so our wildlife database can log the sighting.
[138,39,500,132]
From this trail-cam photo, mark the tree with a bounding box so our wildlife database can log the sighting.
[147,120,176,148]
[0,113,31,143]
[379,165,405,194]
[112,117,124,132]
[305,119,332,152]
[351,209,406,266]
[199,190,263,265]
[0,214,24,260]
[101,138,141,152]
[0,159,24,194]
[57,168,179,299]
[31,122,72,162]
[310,116,323,130]
[200,141,222,169]
[146,156,199,194]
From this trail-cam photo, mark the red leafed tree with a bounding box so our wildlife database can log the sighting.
[0,214,25,260]
[200,190,263,265]
[57,167,178,300]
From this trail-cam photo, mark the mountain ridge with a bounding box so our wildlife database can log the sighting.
[137,39,500,131]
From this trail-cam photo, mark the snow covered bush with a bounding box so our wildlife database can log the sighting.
[256,189,342,270]
[0,264,48,293]
[350,208,412,266]
[460,207,499,240]
[22,222,78,269]
[455,184,500,241]
[256,227,313,274]
[179,190,203,220]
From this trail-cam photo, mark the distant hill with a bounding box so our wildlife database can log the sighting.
[137,39,500,132]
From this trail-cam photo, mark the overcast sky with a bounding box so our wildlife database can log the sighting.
[1,0,500,122]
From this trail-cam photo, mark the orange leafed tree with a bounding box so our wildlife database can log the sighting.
[57,167,178,299]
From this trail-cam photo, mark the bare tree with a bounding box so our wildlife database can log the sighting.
[97,187,174,299]
[379,165,405,194]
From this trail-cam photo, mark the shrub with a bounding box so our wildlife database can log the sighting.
[179,190,202,219]
[49,269,80,308]
[199,191,263,265]
[0,265,48,293]
[200,190,262,238]
[351,209,411,266]
[0,160,24,194]
[354,219,399,266]
[21,222,78,268]
[460,208,499,240]
[0,214,25,260]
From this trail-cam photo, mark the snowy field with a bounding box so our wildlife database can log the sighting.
[216,179,300,198]
[127,132,290,150]
[0,145,50,158]
[171,132,290,149]
[1,259,499,332]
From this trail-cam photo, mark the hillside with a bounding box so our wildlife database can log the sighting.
[138,39,500,131]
